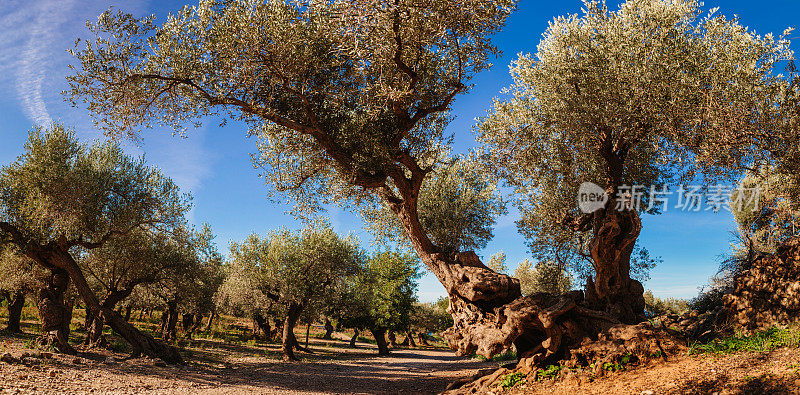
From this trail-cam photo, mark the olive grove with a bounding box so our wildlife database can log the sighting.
[64,0,799,379]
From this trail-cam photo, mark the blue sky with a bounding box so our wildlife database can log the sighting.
[0,0,797,302]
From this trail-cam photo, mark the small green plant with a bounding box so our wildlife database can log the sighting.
[472,349,517,362]
[689,326,800,355]
[499,372,526,389]
[537,364,562,380]
[602,361,624,372]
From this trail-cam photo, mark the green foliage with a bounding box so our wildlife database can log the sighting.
[514,259,572,295]
[0,124,190,247]
[499,371,526,389]
[487,251,507,274]
[220,221,363,325]
[477,0,794,284]
[337,250,421,333]
[68,0,515,218]
[689,326,800,355]
[537,364,562,380]
[409,300,452,335]
[473,349,516,362]
[643,290,690,317]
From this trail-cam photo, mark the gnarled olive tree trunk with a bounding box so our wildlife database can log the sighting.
[86,288,135,347]
[36,268,76,354]
[5,291,26,333]
[370,328,390,356]
[282,302,303,361]
[161,301,179,342]
[323,318,334,340]
[379,172,646,364]
[50,248,182,364]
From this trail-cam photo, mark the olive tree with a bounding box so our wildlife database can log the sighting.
[0,125,188,363]
[66,0,521,359]
[0,247,45,333]
[81,227,191,345]
[142,225,223,342]
[476,0,795,359]
[513,259,572,296]
[226,223,362,361]
[337,250,420,356]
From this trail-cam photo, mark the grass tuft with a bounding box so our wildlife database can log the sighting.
[689,326,800,355]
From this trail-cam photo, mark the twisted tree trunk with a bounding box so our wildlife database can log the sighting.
[87,288,134,347]
[387,331,398,348]
[205,311,216,332]
[6,291,25,333]
[36,268,76,354]
[371,328,390,356]
[253,312,271,340]
[380,167,646,363]
[162,301,179,342]
[282,302,303,361]
[349,328,359,348]
[323,318,334,340]
[406,331,418,348]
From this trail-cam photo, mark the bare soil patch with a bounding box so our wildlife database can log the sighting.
[0,329,496,394]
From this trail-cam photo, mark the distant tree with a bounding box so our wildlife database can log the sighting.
[513,259,572,296]
[81,227,188,345]
[141,225,223,342]
[477,0,794,331]
[642,290,690,317]
[731,166,800,254]
[409,300,453,345]
[338,250,421,356]
[0,246,45,333]
[487,251,507,274]
[226,223,363,361]
[0,125,188,363]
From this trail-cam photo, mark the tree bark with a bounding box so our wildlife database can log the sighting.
[371,328,390,356]
[377,165,645,364]
[19,243,182,364]
[387,331,398,348]
[36,268,76,354]
[124,306,132,322]
[584,206,646,324]
[282,302,302,361]
[253,312,271,340]
[304,322,311,351]
[406,331,418,348]
[162,301,179,342]
[418,332,429,346]
[205,311,216,332]
[5,291,25,333]
[349,328,359,348]
[323,318,334,340]
[87,288,134,347]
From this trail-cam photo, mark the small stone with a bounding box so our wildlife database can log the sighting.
[104,357,116,364]
[49,370,58,378]
[72,357,83,364]
[17,374,27,380]
[40,352,53,359]
[153,360,167,367]
[641,391,654,395]
[21,357,40,366]
[1,353,18,364]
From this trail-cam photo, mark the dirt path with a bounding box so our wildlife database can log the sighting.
[0,333,497,394]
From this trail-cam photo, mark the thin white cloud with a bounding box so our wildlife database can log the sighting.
[13,0,77,125]
[0,1,216,215]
